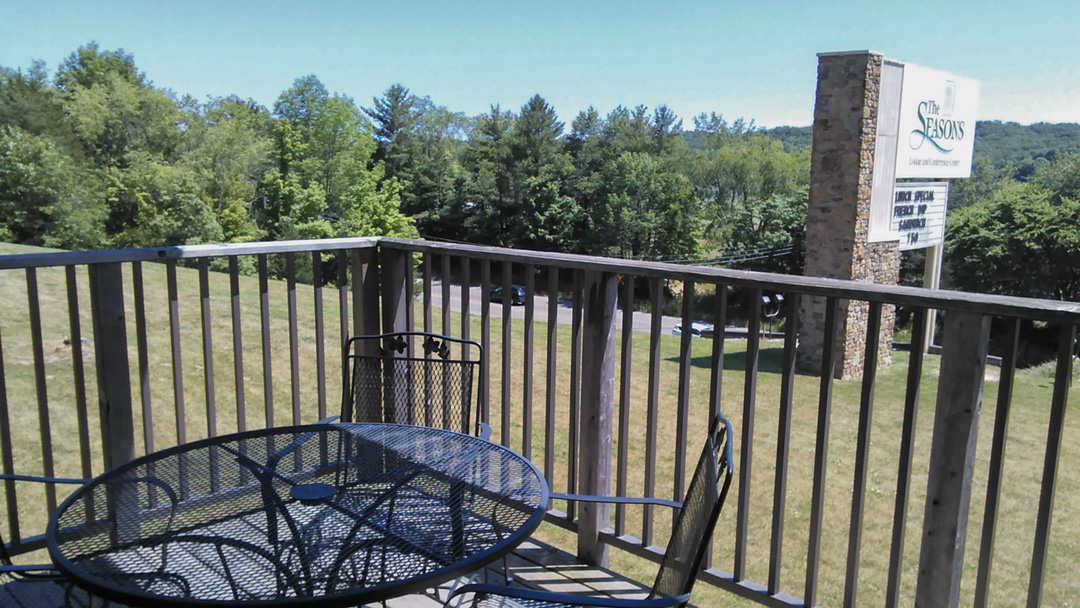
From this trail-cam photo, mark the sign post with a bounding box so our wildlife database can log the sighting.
[923,243,944,348]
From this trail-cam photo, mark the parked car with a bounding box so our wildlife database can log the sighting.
[490,285,526,305]
[673,322,714,339]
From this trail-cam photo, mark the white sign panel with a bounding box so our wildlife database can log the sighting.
[891,182,948,250]
[895,64,980,179]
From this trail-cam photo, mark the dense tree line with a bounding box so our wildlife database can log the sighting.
[0,43,809,271]
[3,43,1080,306]
[0,44,415,254]
[750,122,1080,179]
[688,120,1080,301]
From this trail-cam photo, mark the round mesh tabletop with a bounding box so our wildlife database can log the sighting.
[48,423,548,607]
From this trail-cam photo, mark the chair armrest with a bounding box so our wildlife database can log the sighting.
[0,473,87,485]
[477,422,493,441]
[445,583,690,608]
[548,492,682,510]
[317,415,341,424]
[227,427,325,475]
[0,564,62,576]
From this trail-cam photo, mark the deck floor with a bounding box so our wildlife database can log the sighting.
[1,540,655,607]
[376,539,653,607]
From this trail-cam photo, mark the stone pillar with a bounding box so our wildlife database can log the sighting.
[797,51,900,379]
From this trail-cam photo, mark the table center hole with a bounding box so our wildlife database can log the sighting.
[290,482,337,503]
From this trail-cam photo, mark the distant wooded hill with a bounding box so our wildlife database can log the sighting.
[684,121,1080,177]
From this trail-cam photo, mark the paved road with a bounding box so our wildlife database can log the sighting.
[428,282,754,338]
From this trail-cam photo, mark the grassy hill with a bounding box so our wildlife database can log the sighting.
[971,121,1080,176]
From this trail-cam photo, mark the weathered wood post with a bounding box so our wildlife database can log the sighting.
[578,270,618,566]
[377,247,409,335]
[341,247,382,422]
[87,262,136,471]
[373,246,412,424]
[347,246,383,341]
[915,310,990,607]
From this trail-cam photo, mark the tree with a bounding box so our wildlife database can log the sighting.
[946,180,1080,301]
[406,96,467,231]
[61,70,184,168]
[597,152,699,261]
[337,174,416,239]
[54,42,143,93]
[971,120,1080,177]
[259,168,327,238]
[182,96,272,242]
[511,95,564,171]
[691,112,756,148]
[461,106,515,245]
[491,95,579,251]
[268,76,382,238]
[725,188,808,274]
[54,43,187,169]
[305,94,374,216]
[271,115,307,176]
[564,107,610,249]
[0,126,105,248]
[649,105,683,156]
[690,134,808,250]
[107,152,223,248]
[0,62,83,158]
[1032,151,1080,202]
[363,86,469,232]
[949,156,1010,211]
[272,75,328,137]
[364,84,417,183]
[604,105,651,155]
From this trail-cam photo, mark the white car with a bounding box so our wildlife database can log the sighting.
[673,322,714,339]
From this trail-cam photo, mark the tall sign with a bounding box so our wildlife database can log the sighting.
[802,51,981,380]
[894,64,980,179]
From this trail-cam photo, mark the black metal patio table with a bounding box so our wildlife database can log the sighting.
[47,423,548,607]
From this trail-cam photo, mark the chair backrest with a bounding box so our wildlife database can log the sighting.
[342,332,483,435]
[648,413,734,602]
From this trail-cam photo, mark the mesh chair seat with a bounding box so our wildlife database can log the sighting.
[454,591,688,608]
[343,332,484,435]
[0,575,139,608]
[0,575,87,608]
[445,414,734,608]
[465,594,596,608]
[0,474,135,607]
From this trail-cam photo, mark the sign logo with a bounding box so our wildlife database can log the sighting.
[895,65,979,179]
[909,80,965,153]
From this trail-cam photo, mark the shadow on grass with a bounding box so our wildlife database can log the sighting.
[669,345,811,376]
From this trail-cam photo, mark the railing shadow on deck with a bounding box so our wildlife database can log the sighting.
[0,236,1077,608]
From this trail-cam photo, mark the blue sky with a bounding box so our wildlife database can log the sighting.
[2,0,1078,128]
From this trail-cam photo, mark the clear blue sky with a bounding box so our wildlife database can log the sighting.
[2,0,1078,128]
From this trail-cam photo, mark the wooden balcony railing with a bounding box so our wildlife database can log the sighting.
[0,237,1076,608]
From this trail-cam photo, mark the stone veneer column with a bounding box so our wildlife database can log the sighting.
[797,51,900,379]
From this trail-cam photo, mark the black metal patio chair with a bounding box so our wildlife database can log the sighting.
[443,413,734,608]
[0,473,136,608]
[341,332,492,604]
[342,332,489,438]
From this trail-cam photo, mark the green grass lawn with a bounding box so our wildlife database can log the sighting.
[0,242,1076,607]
